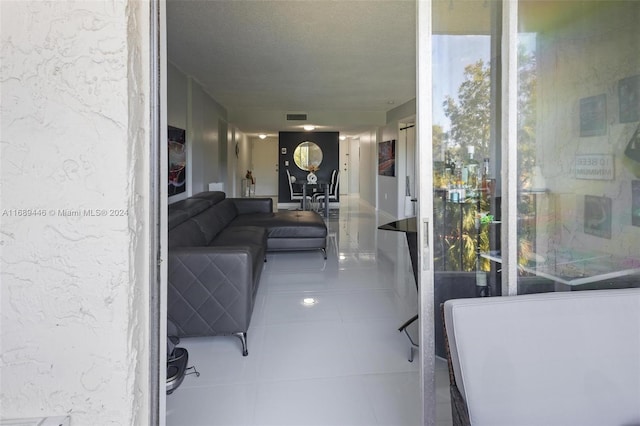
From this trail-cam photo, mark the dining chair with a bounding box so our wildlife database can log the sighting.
[286,169,309,207]
[313,170,339,210]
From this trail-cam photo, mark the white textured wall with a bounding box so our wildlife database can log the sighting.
[358,130,377,207]
[378,124,401,218]
[167,64,228,201]
[168,62,189,132]
[1,1,151,424]
[190,80,228,194]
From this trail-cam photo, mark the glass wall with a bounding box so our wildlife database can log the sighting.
[515,1,640,295]
[423,1,640,423]
[431,0,640,363]
[431,0,501,359]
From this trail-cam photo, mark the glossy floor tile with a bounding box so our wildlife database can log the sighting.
[166,196,452,426]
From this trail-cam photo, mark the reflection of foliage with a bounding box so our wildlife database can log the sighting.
[517,44,537,188]
[432,124,446,161]
[434,197,491,272]
[443,60,491,162]
[294,142,323,171]
[293,149,307,170]
[437,60,493,272]
[434,43,538,272]
[516,47,539,268]
[434,197,539,273]
[440,49,537,182]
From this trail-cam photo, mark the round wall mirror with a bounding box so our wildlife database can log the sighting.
[293,141,323,171]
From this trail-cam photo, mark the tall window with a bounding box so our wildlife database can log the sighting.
[431,0,501,360]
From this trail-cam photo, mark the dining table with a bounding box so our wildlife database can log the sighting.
[300,181,330,218]
[378,217,419,361]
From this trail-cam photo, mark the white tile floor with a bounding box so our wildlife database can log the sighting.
[166,196,453,426]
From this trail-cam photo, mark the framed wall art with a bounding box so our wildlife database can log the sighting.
[378,139,396,177]
[168,125,187,196]
[619,74,639,123]
[580,94,607,137]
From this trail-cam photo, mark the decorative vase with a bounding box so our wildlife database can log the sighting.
[307,171,317,184]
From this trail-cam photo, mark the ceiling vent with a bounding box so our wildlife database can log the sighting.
[286,113,308,121]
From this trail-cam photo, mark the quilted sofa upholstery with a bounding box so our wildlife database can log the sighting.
[168,191,327,355]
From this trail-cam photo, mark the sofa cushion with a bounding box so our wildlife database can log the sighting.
[168,219,208,248]
[190,199,239,244]
[231,210,327,239]
[212,199,239,228]
[168,199,211,230]
[444,289,640,426]
[168,209,190,230]
[212,226,267,250]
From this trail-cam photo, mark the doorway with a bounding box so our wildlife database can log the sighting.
[159,2,427,425]
[251,137,279,196]
[338,137,361,196]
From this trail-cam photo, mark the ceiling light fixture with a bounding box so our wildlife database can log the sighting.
[339,136,346,141]
[303,125,316,131]
[258,134,267,139]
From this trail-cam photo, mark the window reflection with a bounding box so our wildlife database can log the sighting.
[516,1,640,294]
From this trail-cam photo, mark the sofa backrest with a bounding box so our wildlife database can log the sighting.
[168,192,226,228]
[168,192,239,248]
[189,199,238,244]
[443,288,640,426]
[168,198,211,230]
[191,191,226,204]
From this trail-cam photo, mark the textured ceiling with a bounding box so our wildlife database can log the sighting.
[167,0,417,136]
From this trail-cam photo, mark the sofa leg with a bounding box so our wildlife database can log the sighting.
[321,248,327,259]
[234,332,248,356]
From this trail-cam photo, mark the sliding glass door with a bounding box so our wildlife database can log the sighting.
[431,0,501,356]
[418,1,502,424]
[419,1,639,424]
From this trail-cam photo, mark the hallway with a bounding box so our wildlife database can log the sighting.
[166,196,452,425]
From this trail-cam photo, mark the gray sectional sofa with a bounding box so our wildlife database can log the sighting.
[168,191,327,355]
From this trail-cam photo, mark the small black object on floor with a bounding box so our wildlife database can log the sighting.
[167,337,200,395]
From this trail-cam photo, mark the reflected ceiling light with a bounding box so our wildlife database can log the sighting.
[302,297,317,306]
[258,134,267,139]
[339,255,347,260]
[339,136,346,141]
[303,125,316,131]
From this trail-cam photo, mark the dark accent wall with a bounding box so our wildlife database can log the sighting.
[278,131,340,203]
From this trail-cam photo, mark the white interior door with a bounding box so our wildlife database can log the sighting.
[339,138,360,195]
[251,137,278,196]
[348,138,360,195]
[339,139,349,195]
